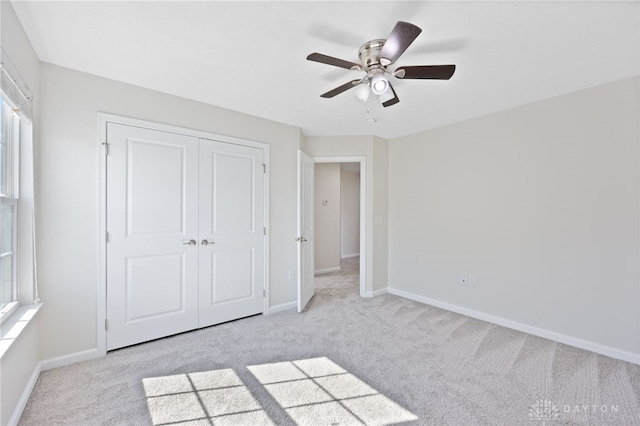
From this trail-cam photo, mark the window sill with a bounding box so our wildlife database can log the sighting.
[0,301,20,323]
[0,303,42,359]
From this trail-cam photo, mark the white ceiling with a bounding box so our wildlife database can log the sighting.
[10,0,640,140]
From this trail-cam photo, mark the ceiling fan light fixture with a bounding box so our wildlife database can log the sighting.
[354,83,370,102]
[370,73,389,95]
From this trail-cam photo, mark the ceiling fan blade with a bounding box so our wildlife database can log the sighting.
[379,21,422,66]
[320,80,360,98]
[395,65,456,80]
[381,83,400,107]
[307,52,361,70]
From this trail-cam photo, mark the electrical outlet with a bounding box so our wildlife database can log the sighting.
[468,275,476,286]
[288,270,295,280]
[460,274,467,285]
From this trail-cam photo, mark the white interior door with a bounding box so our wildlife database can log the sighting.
[106,123,199,350]
[297,150,314,312]
[198,139,265,326]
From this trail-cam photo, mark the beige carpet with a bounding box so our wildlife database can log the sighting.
[19,257,640,425]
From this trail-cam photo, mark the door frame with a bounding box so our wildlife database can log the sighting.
[313,156,366,297]
[97,113,269,356]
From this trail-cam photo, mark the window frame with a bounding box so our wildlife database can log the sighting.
[0,96,21,323]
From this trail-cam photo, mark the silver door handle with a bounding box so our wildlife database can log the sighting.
[182,239,196,246]
[201,239,215,246]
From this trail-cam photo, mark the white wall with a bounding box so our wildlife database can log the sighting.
[340,164,360,258]
[372,136,388,292]
[314,163,341,273]
[0,1,41,425]
[388,76,640,360]
[36,63,302,361]
[303,135,389,293]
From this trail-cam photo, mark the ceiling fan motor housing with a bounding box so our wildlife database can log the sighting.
[358,39,386,71]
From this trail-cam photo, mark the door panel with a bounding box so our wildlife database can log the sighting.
[106,123,199,350]
[210,152,255,233]
[297,150,315,312]
[210,249,254,303]
[198,139,265,327]
[126,140,186,235]
[125,254,186,320]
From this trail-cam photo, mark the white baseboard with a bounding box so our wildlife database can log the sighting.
[8,361,41,426]
[267,301,297,314]
[362,288,388,298]
[315,267,341,275]
[9,347,117,424]
[341,253,360,259]
[388,287,640,365]
[40,347,102,371]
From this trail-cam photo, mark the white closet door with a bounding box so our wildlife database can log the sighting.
[106,123,199,350]
[198,139,265,326]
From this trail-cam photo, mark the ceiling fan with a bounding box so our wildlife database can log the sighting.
[307,21,456,107]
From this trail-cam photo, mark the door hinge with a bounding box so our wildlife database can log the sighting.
[263,289,266,297]
[263,227,266,236]
[105,231,109,242]
[262,163,266,173]
[105,319,109,331]
[102,142,109,156]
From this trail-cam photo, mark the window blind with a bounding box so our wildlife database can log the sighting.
[0,48,33,121]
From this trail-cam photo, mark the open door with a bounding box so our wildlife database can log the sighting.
[297,150,314,312]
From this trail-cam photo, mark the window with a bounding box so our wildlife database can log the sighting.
[0,47,37,331]
[0,97,19,319]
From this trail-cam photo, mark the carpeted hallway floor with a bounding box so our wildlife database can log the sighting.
[18,257,640,425]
